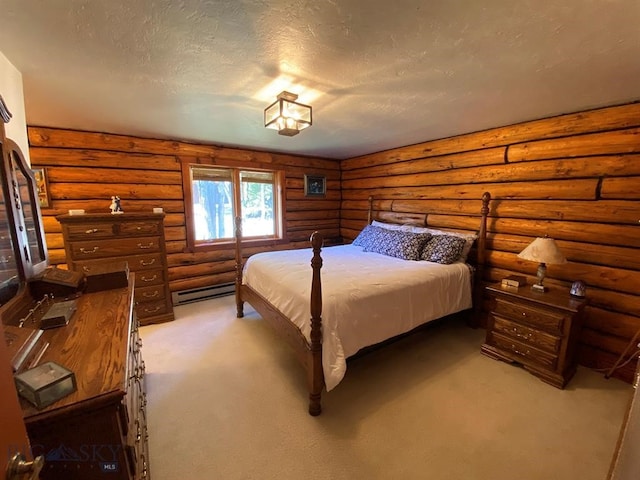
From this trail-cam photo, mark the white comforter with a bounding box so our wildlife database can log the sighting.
[243,244,472,391]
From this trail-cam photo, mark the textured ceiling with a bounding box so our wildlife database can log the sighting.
[1,0,639,159]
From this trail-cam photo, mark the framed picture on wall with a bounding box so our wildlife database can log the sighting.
[32,167,50,208]
[304,175,326,197]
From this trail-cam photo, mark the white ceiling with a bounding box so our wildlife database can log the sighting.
[1,0,639,160]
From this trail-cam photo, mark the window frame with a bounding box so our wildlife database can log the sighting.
[181,159,287,252]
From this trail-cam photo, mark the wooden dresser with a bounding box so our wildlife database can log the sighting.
[58,213,174,326]
[22,276,150,480]
[481,283,587,388]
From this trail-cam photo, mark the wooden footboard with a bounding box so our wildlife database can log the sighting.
[235,218,325,415]
[233,192,491,416]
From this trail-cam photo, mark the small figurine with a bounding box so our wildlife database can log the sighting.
[570,280,586,298]
[110,196,123,214]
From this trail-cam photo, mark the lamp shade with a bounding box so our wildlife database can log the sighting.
[517,237,566,265]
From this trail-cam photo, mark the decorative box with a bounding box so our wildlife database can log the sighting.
[40,299,78,329]
[83,261,130,293]
[14,361,77,409]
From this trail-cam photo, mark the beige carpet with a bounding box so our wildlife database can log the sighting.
[141,295,632,480]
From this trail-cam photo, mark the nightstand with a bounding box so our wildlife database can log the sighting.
[481,283,588,388]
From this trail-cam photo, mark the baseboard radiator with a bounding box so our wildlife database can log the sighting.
[171,282,236,306]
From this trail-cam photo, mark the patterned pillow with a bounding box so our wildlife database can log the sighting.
[421,235,467,264]
[352,224,379,249]
[362,227,432,261]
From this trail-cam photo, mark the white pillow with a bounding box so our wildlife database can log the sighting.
[371,220,404,231]
[372,220,427,233]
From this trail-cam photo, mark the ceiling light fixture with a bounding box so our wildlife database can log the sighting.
[264,91,312,137]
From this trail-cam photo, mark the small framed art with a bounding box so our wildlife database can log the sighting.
[304,175,326,197]
[32,167,50,208]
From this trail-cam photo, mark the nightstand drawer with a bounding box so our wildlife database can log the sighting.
[493,316,561,353]
[489,331,558,370]
[494,297,566,333]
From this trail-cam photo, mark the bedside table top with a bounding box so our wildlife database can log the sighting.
[487,283,588,313]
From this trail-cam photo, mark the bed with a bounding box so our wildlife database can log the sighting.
[234,192,491,415]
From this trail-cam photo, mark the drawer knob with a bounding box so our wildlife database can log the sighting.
[140,258,156,266]
[79,246,99,254]
[522,312,527,317]
[144,305,161,314]
[141,274,157,282]
[85,228,98,234]
[137,242,154,249]
[143,291,159,298]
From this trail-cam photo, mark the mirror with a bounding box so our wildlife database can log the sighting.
[0,180,20,306]
[7,140,47,277]
[0,94,48,320]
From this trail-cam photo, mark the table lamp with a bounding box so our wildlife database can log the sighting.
[517,237,566,292]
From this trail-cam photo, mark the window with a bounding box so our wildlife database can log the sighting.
[186,164,284,248]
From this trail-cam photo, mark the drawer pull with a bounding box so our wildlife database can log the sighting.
[511,344,530,357]
[140,274,157,282]
[512,327,532,340]
[522,312,527,317]
[140,258,156,266]
[137,242,154,249]
[144,305,161,313]
[84,228,99,234]
[143,291,159,298]
[79,246,99,254]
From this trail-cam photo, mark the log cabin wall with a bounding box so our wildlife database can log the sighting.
[27,127,341,294]
[341,102,640,383]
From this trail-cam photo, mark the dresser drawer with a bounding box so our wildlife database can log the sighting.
[489,331,558,370]
[135,269,165,287]
[493,315,561,354]
[135,284,166,303]
[494,297,567,333]
[69,236,161,260]
[77,253,164,273]
[119,221,161,237]
[136,299,170,319]
[66,223,116,240]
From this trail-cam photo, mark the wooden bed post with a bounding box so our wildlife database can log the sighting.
[367,196,373,224]
[308,231,324,416]
[472,192,491,327]
[234,216,244,318]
